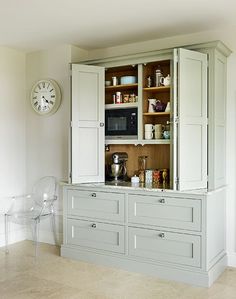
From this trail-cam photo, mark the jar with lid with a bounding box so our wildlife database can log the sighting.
[155,66,163,87]
[138,155,148,183]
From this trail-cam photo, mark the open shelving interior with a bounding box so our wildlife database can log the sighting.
[105,144,170,179]
[142,60,171,140]
[105,65,138,105]
[104,61,172,188]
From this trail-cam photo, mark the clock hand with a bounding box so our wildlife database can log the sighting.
[42,96,49,103]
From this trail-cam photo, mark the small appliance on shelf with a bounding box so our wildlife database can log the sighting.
[106,152,129,182]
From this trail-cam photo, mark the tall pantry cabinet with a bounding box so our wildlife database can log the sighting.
[63,41,232,287]
[70,41,231,191]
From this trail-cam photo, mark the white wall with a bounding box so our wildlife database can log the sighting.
[25,45,71,244]
[25,45,89,244]
[0,47,26,246]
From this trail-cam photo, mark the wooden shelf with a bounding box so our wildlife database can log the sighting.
[105,139,170,145]
[143,86,170,92]
[143,112,170,116]
[105,83,138,90]
[105,102,138,109]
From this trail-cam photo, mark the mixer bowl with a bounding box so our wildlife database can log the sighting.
[110,163,123,180]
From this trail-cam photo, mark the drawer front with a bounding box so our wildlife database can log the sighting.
[129,227,201,267]
[67,189,125,222]
[128,194,201,231]
[67,218,125,253]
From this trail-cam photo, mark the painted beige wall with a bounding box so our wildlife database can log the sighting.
[25,45,71,243]
[0,47,26,246]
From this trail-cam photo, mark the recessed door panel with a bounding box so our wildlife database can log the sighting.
[173,48,207,190]
[71,64,105,183]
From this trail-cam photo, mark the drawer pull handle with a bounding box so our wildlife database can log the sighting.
[159,198,165,203]
[91,223,97,228]
[91,193,96,197]
[159,233,165,238]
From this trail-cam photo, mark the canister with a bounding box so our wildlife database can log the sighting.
[145,169,153,184]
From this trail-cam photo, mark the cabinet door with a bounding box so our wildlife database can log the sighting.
[173,49,207,191]
[71,64,105,183]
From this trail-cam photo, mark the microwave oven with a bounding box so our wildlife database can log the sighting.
[105,108,138,139]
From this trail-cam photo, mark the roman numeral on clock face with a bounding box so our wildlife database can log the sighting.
[49,100,54,105]
[51,95,55,98]
[34,101,38,106]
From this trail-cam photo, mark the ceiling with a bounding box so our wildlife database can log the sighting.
[0,0,235,52]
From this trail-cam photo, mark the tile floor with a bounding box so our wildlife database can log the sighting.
[0,241,236,299]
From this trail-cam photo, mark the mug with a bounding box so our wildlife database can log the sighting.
[145,124,154,131]
[163,130,170,139]
[155,131,162,139]
[145,131,153,140]
[154,124,163,139]
[154,124,163,132]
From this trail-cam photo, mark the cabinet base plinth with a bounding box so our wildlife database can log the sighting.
[61,245,227,287]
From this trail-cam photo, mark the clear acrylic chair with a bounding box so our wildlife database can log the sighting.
[4,176,57,256]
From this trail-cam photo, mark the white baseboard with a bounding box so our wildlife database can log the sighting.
[27,229,62,246]
[61,245,226,287]
[0,229,26,248]
[227,253,236,267]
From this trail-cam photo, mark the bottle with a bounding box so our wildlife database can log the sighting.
[155,66,163,87]
[147,76,152,87]
[112,76,118,86]
[138,155,148,183]
[116,92,122,103]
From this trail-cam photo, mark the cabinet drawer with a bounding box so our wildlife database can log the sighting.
[67,218,125,254]
[129,227,201,267]
[67,189,125,222]
[128,194,201,231]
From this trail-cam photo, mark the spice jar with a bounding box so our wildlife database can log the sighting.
[123,94,129,103]
[162,169,168,184]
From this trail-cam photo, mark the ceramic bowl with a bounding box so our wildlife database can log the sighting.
[105,80,111,86]
[120,76,137,85]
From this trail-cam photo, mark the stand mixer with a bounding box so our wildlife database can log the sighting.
[108,152,128,181]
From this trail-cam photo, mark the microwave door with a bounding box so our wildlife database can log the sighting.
[105,108,138,138]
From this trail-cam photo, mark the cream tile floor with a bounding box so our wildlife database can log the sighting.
[0,241,236,299]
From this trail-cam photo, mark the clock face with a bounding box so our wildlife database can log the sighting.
[30,79,61,115]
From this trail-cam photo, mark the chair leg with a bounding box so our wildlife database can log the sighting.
[33,219,40,257]
[4,214,9,254]
[50,213,58,246]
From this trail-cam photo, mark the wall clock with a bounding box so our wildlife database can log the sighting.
[30,79,61,116]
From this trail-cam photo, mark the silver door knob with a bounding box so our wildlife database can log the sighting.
[91,193,96,197]
[100,122,104,127]
[159,233,165,238]
[159,198,165,203]
[91,223,97,228]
